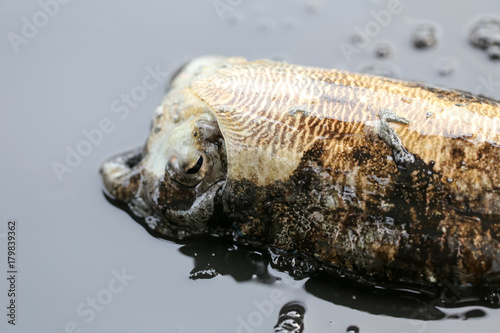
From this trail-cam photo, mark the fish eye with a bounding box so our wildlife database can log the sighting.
[167,153,208,187]
[186,155,204,174]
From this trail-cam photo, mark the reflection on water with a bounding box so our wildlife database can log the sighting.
[306,272,495,321]
[175,236,500,321]
[179,241,277,283]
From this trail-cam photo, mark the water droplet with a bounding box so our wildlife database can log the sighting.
[269,53,290,62]
[256,17,276,31]
[412,23,437,49]
[401,96,412,104]
[374,42,393,58]
[269,249,317,279]
[359,63,399,78]
[227,11,244,25]
[463,309,486,320]
[283,17,299,30]
[218,105,235,113]
[304,0,324,13]
[346,325,360,333]
[274,302,305,333]
[352,32,368,47]
[487,44,500,60]
[189,267,219,280]
[289,105,311,117]
[488,290,500,305]
[145,216,159,228]
[469,17,500,59]
[436,57,457,76]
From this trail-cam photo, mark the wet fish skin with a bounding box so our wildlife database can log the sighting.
[101,56,500,288]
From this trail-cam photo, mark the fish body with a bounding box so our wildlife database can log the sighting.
[101,56,500,288]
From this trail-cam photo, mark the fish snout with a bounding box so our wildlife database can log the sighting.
[100,147,144,202]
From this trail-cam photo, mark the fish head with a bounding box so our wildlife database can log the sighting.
[100,56,231,238]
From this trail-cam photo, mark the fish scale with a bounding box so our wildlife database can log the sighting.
[191,59,499,185]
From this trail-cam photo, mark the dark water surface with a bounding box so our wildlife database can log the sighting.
[1,1,499,332]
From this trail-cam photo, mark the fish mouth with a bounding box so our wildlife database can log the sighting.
[102,177,227,241]
[100,147,144,202]
[158,179,226,222]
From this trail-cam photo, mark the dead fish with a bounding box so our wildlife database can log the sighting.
[101,56,500,290]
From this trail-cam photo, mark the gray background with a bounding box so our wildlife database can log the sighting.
[1,0,500,332]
